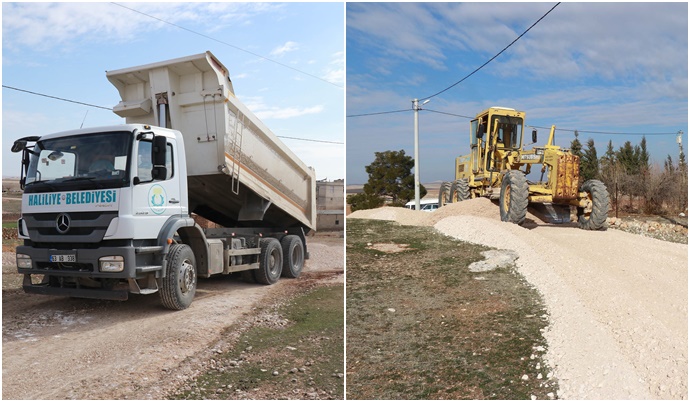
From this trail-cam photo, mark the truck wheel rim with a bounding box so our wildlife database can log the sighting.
[179,259,195,294]
[292,246,303,269]
[270,249,281,275]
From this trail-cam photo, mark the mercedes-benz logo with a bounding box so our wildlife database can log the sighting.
[56,213,71,234]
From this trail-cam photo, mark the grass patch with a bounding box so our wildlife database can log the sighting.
[346,219,557,400]
[170,284,344,400]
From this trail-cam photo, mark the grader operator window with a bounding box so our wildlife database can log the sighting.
[494,116,523,149]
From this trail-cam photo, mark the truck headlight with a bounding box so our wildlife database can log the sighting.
[99,256,124,272]
[16,254,32,269]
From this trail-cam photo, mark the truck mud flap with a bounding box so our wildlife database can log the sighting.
[22,281,129,301]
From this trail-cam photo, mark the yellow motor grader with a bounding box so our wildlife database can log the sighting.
[438,106,609,230]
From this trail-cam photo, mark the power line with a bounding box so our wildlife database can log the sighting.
[278,135,342,145]
[346,109,410,118]
[110,2,343,89]
[4,84,341,145]
[347,3,561,119]
[2,85,112,110]
[421,2,561,100]
[528,125,678,136]
[423,109,474,119]
[423,107,678,136]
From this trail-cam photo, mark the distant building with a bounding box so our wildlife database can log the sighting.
[316,179,344,231]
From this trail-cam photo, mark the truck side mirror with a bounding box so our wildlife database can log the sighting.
[11,140,27,153]
[151,135,168,180]
[532,129,538,143]
[477,124,485,140]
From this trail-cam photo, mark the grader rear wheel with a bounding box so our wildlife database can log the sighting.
[450,179,470,202]
[577,179,609,230]
[438,182,452,207]
[499,171,529,225]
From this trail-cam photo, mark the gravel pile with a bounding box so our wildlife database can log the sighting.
[349,200,688,399]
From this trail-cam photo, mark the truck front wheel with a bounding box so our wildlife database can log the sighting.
[160,244,197,310]
[281,235,304,278]
[255,238,283,285]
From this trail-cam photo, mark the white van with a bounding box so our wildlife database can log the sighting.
[404,199,439,212]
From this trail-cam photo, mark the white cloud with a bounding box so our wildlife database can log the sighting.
[347,2,687,88]
[270,41,300,57]
[1,2,282,52]
[242,96,324,120]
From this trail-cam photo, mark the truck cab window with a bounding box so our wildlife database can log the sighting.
[137,140,174,181]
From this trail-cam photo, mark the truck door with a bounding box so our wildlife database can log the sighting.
[132,137,183,237]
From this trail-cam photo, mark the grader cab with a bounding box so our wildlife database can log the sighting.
[438,107,609,230]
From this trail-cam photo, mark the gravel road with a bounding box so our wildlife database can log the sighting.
[350,200,687,399]
[2,234,343,400]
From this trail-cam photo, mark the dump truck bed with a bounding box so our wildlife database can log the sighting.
[106,51,316,230]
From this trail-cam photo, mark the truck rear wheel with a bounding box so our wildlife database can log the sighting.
[438,182,451,207]
[160,244,197,310]
[450,179,470,202]
[577,179,609,230]
[255,238,283,285]
[281,235,304,278]
[499,171,529,225]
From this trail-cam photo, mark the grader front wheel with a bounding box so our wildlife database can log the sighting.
[577,179,609,231]
[499,171,529,225]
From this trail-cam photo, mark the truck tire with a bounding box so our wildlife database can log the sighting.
[499,170,529,225]
[450,179,470,202]
[438,182,451,207]
[577,179,609,230]
[254,238,283,285]
[160,244,197,310]
[281,235,304,278]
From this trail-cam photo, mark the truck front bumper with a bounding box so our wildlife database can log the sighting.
[16,243,163,300]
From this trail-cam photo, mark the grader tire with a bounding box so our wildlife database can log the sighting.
[577,179,609,231]
[438,182,451,207]
[450,179,470,203]
[499,171,529,225]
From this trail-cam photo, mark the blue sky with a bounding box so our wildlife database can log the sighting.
[2,2,344,180]
[346,2,688,184]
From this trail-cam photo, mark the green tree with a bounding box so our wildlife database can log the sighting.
[347,192,383,212]
[665,154,676,174]
[616,141,639,175]
[570,135,583,159]
[581,138,599,181]
[639,136,650,172]
[362,150,427,207]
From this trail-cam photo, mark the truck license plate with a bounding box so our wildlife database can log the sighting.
[50,254,76,263]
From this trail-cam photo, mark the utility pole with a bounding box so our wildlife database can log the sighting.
[412,98,430,211]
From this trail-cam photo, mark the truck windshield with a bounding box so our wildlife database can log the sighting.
[24,131,132,192]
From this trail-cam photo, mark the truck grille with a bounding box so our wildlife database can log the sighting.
[23,212,118,243]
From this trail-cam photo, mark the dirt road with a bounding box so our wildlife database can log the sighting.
[2,234,343,400]
[350,200,687,399]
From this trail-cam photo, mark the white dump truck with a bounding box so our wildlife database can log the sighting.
[11,51,317,310]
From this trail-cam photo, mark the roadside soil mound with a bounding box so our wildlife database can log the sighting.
[349,201,688,399]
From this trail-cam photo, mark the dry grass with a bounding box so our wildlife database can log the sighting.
[346,219,557,400]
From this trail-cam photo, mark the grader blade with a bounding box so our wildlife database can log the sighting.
[529,203,571,224]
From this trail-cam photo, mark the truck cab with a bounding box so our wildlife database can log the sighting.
[13,125,192,304]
